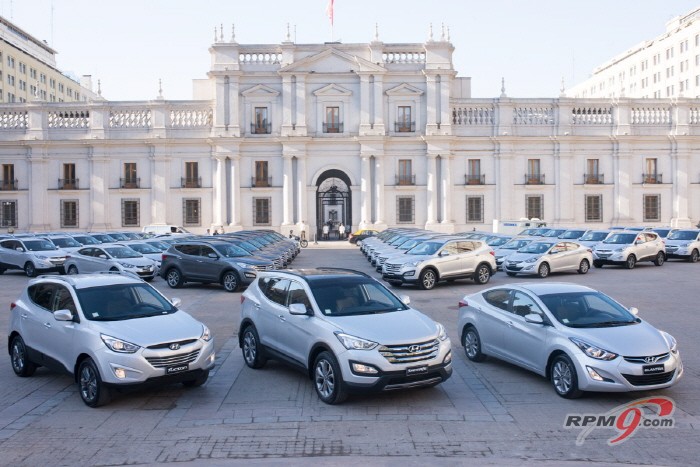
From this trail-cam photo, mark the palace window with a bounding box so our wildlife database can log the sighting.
[643,195,660,222]
[397,196,415,223]
[397,159,414,185]
[183,162,200,188]
[60,164,78,190]
[61,200,78,228]
[121,199,140,227]
[466,196,484,223]
[253,107,271,134]
[324,106,341,133]
[585,195,603,222]
[0,200,17,227]
[526,195,543,220]
[396,106,414,132]
[466,159,483,184]
[2,164,16,190]
[526,159,543,184]
[254,161,270,187]
[253,197,271,225]
[183,198,201,226]
[122,163,138,188]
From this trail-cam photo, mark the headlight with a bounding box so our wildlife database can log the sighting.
[569,337,618,360]
[614,248,624,253]
[118,262,136,268]
[680,242,690,247]
[201,325,212,342]
[236,262,254,269]
[101,334,140,353]
[36,255,48,260]
[436,323,448,341]
[525,256,539,263]
[335,332,378,350]
[661,331,678,353]
[406,261,421,267]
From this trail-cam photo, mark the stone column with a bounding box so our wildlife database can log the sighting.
[229,74,241,136]
[296,155,308,229]
[373,155,386,227]
[425,74,438,134]
[27,151,50,231]
[294,74,307,135]
[611,139,633,224]
[671,142,692,227]
[360,155,371,228]
[212,154,226,229]
[426,153,438,225]
[373,75,385,134]
[88,148,110,230]
[281,74,293,135]
[359,75,371,133]
[150,148,169,225]
[440,154,453,227]
[229,155,242,229]
[282,154,293,226]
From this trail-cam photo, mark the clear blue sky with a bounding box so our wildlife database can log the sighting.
[4,0,700,101]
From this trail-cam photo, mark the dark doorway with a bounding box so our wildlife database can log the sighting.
[316,169,352,240]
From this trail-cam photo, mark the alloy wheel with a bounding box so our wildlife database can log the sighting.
[80,364,98,404]
[465,331,479,359]
[243,331,256,365]
[552,360,572,395]
[315,359,335,399]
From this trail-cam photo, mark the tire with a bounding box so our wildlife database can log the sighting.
[222,271,239,292]
[313,351,347,404]
[653,252,665,266]
[109,267,119,272]
[0,267,4,274]
[67,265,79,275]
[593,260,603,268]
[24,262,37,278]
[10,335,37,377]
[550,354,583,399]
[624,255,636,269]
[300,239,308,248]
[463,327,486,362]
[689,249,699,263]
[537,262,550,278]
[78,358,111,407]
[143,277,154,282]
[165,268,184,288]
[388,281,402,288]
[473,264,491,285]
[241,326,267,369]
[506,271,517,277]
[182,370,209,388]
[577,259,590,274]
[419,269,437,290]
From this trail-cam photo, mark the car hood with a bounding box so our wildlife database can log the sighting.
[89,311,204,347]
[665,239,692,246]
[493,248,518,258]
[118,257,155,266]
[387,254,433,265]
[34,249,69,258]
[594,243,631,251]
[506,252,542,262]
[563,321,671,356]
[578,241,601,248]
[327,308,439,346]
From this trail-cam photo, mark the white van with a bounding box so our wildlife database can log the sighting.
[142,224,191,235]
[492,219,547,235]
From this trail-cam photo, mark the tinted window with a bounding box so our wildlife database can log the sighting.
[50,237,81,248]
[668,230,699,241]
[483,289,510,311]
[29,283,55,310]
[54,286,77,314]
[603,233,636,244]
[511,291,544,317]
[263,278,290,306]
[309,277,407,316]
[76,283,176,321]
[127,243,161,254]
[74,235,100,245]
[23,240,56,251]
[104,247,141,259]
[519,242,554,254]
[200,246,217,257]
[214,244,249,258]
[288,281,312,312]
[539,292,638,328]
[174,244,200,256]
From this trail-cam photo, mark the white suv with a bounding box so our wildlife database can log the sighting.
[592,231,666,269]
[8,273,215,407]
[0,237,68,277]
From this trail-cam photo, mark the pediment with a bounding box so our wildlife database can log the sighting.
[279,48,385,74]
[241,84,280,97]
[313,83,352,97]
[386,83,424,96]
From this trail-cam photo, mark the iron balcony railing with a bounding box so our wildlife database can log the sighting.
[120,177,140,189]
[525,174,545,185]
[584,173,604,184]
[0,179,18,190]
[643,173,663,184]
[251,176,272,187]
[181,177,202,188]
[250,122,272,134]
[464,174,485,185]
[395,121,416,132]
[58,178,79,190]
[322,122,344,133]
[396,174,416,185]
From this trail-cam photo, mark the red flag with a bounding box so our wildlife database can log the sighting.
[326,0,334,26]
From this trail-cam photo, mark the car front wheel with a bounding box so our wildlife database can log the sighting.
[313,351,347,404]
[550,354,583,399]
[689,249,699,263]
[24,262,37,278]
[222,271,239,292]
[624,255,636,269]
[537,262,550,278]
[78,358,111,407]
[419,269,437,290]
[10,335,36,377]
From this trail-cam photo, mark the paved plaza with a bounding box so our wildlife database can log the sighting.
[0,241,698,465]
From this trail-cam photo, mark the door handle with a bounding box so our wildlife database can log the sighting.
[254,304,261,310]
[507,320,514,327]
[278,314,286,322]
[21,313,28,319]
[43,322,51,328]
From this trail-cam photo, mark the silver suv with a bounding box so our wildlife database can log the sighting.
[8,273,215,407]
[239,269,452,404]
[592,231,665,269]
[382,238,496,290]
[665,229,700,262]
[0,237,68,277]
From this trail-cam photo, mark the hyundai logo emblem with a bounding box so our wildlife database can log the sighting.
[644,355,659,364]
[169,343,181,351]
[408,345,421,353]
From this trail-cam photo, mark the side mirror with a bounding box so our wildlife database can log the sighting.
[15,247,24,252]
[289,303,309,315]
[54,309,74,321]
[171,297,182,308]
[400,295,411,305]
[629,307,639,316]
[207,253,218,259]
[439,250,451,257]
[99,254,108,259]
[524,313,544,324]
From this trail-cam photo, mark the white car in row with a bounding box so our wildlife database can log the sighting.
[64,244,158,281]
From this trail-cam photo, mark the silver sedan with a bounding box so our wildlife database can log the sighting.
[503,240,592,278]
[457,283,682,398]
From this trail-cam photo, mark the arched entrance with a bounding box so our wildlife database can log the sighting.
[316,169,352,240]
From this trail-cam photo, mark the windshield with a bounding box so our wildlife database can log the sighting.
[121,232,141,240]
[145,241,169,251]
[235,241,257,253]
[667,230,698,241]
[104,247,142,259]
[127,243,161,254]
[500,239,531,250]
[406,241,442,256]
[579,231,608,242]
[487,236,509,247]
[92,234,116,242]
[559,230,585,239]
[76,283,177,321]
[400,239,422,250]
[106,233,128,241]
[542,229,566,237]
[310,278,407,316]
[539,291,639,328]
[518,242,554,254]
[73,235,101,245]
[24,240,57,251]
[603,233,637,245]
[215,244,249,257]
[51,237,81,248]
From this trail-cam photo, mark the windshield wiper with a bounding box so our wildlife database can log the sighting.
[591,320,637,327]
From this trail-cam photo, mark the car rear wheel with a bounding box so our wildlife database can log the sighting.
[24,262,37,277]
[506,271,517,277]
[313,351,347,404]
[689,249,699,263]
[463,327,486,362]
[78,358,111,407]
[165,268,184,288]
[550,354,583,399]
[182,370,209,388]
[242,326,266,369]
[67,265,79,275]
[0,267,4,274]
[473,264,491,284]
[419,269,437,290]
[537,262,550,278]
[222,271,239,292]
[593,260,603,268]
[577,259,590,274]
[624,255,636,269]
[653,252,665,266]
[10,335,36,377]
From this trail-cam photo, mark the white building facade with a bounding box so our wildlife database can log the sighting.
[1,31,699,236]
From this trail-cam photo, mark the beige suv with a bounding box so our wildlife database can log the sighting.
[592,231,665,269]
[382,238,496,290]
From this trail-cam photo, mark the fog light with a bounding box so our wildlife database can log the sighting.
[443,350,452,364]
[209,352,216,363]
[244,272,256,278]
[404,271,415,277]
[114,367,126,379]
[351,362,379,375]
[586,366,604,382]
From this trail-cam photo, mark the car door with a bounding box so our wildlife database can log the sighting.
[198,245,223,281]
[256,277,290,353]
[498,291,550,373]
[20,283,56,362]
[474,288,512,356]
[72,248,95,272]
[39,284,78,373]
[646,233,661,259]
[275,280,314,365]
[456,241,479,274]
[545,242,568,272]
[92,247,113,272]
[434,241,462,277]
[2,239,24,269]
[173,244,203,280]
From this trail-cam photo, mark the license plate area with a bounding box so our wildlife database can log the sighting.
[406,366,428,376]
[166,364,189,375]
[643,364,665,374]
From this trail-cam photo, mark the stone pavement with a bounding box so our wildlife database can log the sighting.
[0,245,697,465]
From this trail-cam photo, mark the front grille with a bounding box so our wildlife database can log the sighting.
[623,353,670,364]
[49,257,66,265]
[384,263,402,274]
[253,264,274,271]
[622,370,675,386]
[147,339,198,350]
[146,349,200,368]
[379,339,439,364]
[506,263,523,271]
[665,246,679,252]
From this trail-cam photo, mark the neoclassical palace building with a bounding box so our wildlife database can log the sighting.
[0,26,699,236]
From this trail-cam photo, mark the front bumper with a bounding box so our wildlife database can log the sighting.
[382,269,419,285]
[503,261,539,275]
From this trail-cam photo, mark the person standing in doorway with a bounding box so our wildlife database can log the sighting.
[322,223,329,240]
[338,223,345,239]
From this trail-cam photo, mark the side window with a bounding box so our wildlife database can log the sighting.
[175,244,200,256]
[95,249,107,258]
[264,279,290,306]
[644,233,657,243]
[455,241,475,253]
[30,283,55,311]
[551,243,565,253]
[565,242,578,251]
[511,291,544,318]
[200,246,216,257]
[483,289,511,311]
[288,281,312,312]
[441,242,459,255]
[79,248,93,256]
[0,240,11,249]
[53,286,77,315]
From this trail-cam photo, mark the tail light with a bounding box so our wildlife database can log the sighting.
[489,251,495,256]
[587,249,592,253]
[458,299,469,309]
[162,254,167,261]
[10,302,16,310]
[240,295,246,304]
